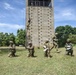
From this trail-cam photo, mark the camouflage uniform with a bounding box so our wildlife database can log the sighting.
[43,40,51,57]
[27,19,31,29]
[8,41,16,57]
[51,35,58,52]
[65,39,73,56]
[53,36,58,51]
[27,43,34,57]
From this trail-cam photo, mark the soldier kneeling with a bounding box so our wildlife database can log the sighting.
[65,39,73,56]
[8,41,16,57]
[27,42,35,57]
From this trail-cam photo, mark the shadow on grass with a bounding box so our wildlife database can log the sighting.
[33,56,37,58]
[0,48,26,55]
[8,55,20,58]
[65,54,75,57]
[28,56,37,58]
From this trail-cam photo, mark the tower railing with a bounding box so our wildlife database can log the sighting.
[28,1,52,7]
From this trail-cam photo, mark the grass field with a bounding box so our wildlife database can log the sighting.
[0,46,76,75]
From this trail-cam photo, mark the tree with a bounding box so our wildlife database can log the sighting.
[15,29,26,46]
[68,34,76,44]
[73,27,76,34]
[9,33,15,44]
[0,32,15,46]
[64,25,73,34]
[55,26,65,33]
[55,25,74,47]
[3,33,9,46]
[0,32,4,46]
[55,26,66,47]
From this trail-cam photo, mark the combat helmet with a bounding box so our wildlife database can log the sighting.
[67,39,71,43]
[55,33,58,35]
[45,39,49,43]
[28,42,32,45]
[9,41,13,44]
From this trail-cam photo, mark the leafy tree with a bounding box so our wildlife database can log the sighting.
[55,26,65,33]
[68,34,76,44]
[55,25,74,47]
[0,32,15,46]
[9,33,15,44]
[0,32,4,46]
[15,29,26,46]
[3,33,9,46]
[64,25,73,34]
[73,27,76,34]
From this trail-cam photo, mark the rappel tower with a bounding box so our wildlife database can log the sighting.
[26,0,54,47]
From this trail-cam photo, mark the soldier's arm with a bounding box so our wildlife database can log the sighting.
[30,46,34,50]
[27,46,30,49]
[70,43,73,50]
[9,45,12,49]
[12,44,16,49]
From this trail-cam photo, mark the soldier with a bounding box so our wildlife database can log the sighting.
[27,18,31,29]
[65,39,73,56]
[51,33,58,52]
[43,40,51,58]
[8,41,16,57]
[27,42,35,57]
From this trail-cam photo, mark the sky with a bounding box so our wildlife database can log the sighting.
[0,0,76,35]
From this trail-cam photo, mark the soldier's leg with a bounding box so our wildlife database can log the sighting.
[11,51,14,57]
[56,44,58,51]
[71,50,73,56]
[68,50,70,55]
[44,51,46,57]
[50,45,54,51]
[11,49,16,57]
[55,44,58,51]
[14,49,16,56]
[13,52,16,56]
[32,50,34,57]
[28,50,30,57]
[66,50,69,55]
[44,51,48,57]
[30,50,32,57]
[47,50,50,58]
[8,52,12,57]
[46,50,48,57]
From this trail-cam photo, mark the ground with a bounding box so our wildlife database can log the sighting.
[0,46,76,75]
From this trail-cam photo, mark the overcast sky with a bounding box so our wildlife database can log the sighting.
[0,0,76,35]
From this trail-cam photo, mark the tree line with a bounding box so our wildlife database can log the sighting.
[0,29,26,46]
[55,25,76,47]
[0,25,76,47]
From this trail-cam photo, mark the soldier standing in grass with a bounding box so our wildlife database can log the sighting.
[27,42,35,57]
[8,41,16,57]
[65,39,73,56]
[43,40,52,58]
[51,33,59,52]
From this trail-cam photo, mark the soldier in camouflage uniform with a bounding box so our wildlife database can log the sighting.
[27,18,31,29]
[27,42,35,57]
[8,41,16,57]
[43,40,51,58]
[65,39,73,56]
[51,33,58,52]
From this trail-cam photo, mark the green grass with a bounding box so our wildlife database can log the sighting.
[0,46,76,75]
